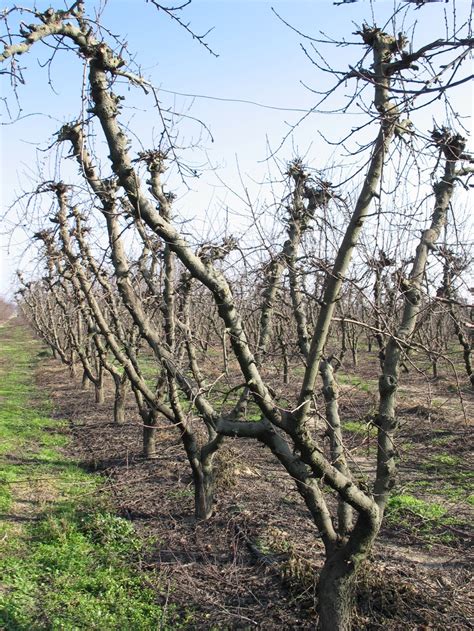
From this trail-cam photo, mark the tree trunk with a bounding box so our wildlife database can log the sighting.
[222,329,229,375]
[278,333,289,385]
[81,369,90,390]
[113,375,127,425]
[351,346,358,368]
[142,409,157,459]
[193,459,214,520]
[317,510,379,631]
[347,323,360,368]
[318,552,357,631]
[95,377,104,404]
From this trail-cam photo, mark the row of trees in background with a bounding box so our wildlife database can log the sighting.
[2,3,473,629]
[0,297,15,323]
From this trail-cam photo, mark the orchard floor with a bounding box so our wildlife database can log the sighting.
[36,340,473,630]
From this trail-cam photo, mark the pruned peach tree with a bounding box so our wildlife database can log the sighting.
[2,2,473,629]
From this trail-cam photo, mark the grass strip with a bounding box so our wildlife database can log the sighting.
[0,321,178,630]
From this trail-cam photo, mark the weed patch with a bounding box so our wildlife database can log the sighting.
[343,420,377,437]
[385,494,464,545]
[338,373,376,393]
[425,453,461,469]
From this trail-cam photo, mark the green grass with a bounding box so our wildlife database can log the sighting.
[0,322,181,630]
[387,494,447,521]
[343,420,377,437]
[386,493,463,545]
[402,475,474,506]
[425,453,461,469]
[338,373,376,393]
[167,488,194,500]
[420,452,473,498]
[431,435,453,446]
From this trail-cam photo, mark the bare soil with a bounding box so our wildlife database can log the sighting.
[36,355,473,630]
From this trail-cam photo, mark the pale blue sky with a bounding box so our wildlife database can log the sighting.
[1,0,472,297]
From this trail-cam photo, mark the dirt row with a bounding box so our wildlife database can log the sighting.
[37,355,473,630]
